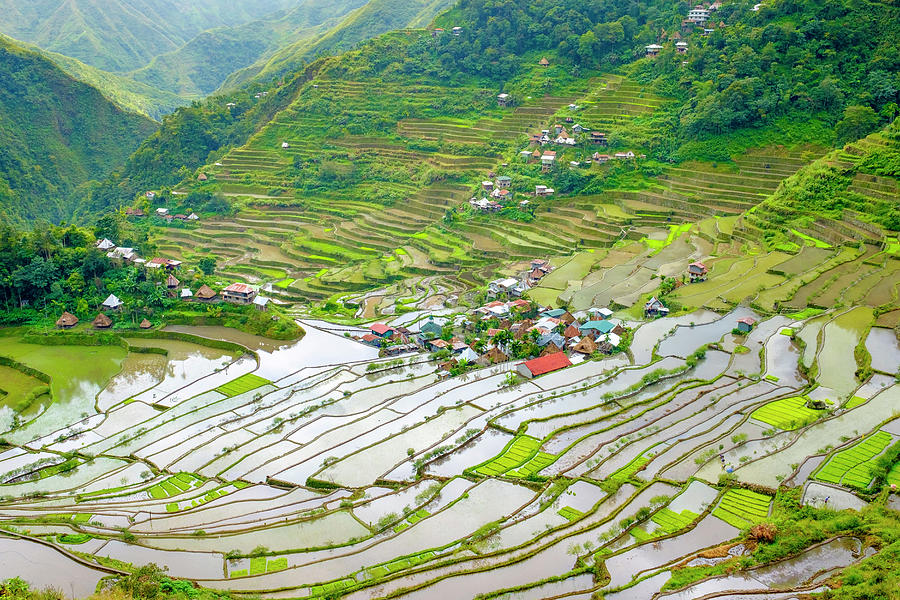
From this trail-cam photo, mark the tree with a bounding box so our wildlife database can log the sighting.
[198,256,217,276]
[836,105,879,144]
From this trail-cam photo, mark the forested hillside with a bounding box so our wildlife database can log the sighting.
[0,36,156,223]
[220,0,457,91]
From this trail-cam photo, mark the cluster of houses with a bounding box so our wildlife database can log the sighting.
[469,175,553,213]
[485,258,553,297]
[358,299,628,380]
[154,207,200,223]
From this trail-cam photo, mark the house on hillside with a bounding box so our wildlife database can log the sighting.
[687,7,710,23]
[645,44,663,57]
[282,141,290,149]
[419,317,443,339]
[644,296,670,317]
[614,151,636,160]
[572,124,585,134]
[92,313,112,329]
[541,308,575,325]
[140,318,153,329]
[56,311,78,329]
[488,278,523,298]
[497,175,511,189]
[593,153,610,163]
[370,323,395,338]
[166,274,180,290]
[517,352,572,379]
[478,346,509,366]
[180,288,193,299]
[688,261,708,282]
[482,180,494,192]
[195,285,217,302]
[253,296,270,311]
[541,151,556,172]
[107,247,137,264]
[102,294,123,312]
[590,132,608,145]
[736,317,756,333]
[198,173,208,182]
[222,283,257,305]
[451,26,462,35]
[497,93,510,107]
[539,57,550,67]
[148,258,181,271]
[573,336,598,355]
[96,238,116,251]
[676,41,689,54]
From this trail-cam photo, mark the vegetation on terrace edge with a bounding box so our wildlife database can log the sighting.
[0,217,301,340]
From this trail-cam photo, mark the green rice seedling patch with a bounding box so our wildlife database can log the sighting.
[147,474,203,499]
[166,503,178,512]
[780,328,794,336]
[787,307,824,320]
[71,513,92,524]
[215,373,271,397]
[310,578,356,596]
[406,509,429,525]
[57,533,91,544]
[473,435,544,476]
[765,374,780,382]
[887,463,900,486]
[734,345,750,354]
[609,453,651,484]
[815,430,892,490]
[557,506,584,522]
[750,396,824,430]
[790,229,832,249]
[267,557,288,572]
[712,489,771,529]
[249,557,267,575]
[230,570,248,578]
[274,278,295,289]
[255,267,286,279]
[884,237,900,255]
[392,522,410,533]
[651,508,699,534]
[845,396,867,409]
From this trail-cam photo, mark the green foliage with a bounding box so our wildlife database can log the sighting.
[0,36,156,223]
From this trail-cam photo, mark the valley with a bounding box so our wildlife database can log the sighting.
[1,0,900,598]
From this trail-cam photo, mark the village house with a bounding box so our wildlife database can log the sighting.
[496,175,511,189]
[370,323,395,338]
[676,41,689,54]
[478,346,509,366]
[96,238,116,251]
[614,151,636,160]
[125,207,145,217]
[573,336,598,355]
[572,124,585,134]
[428,338,450,352]
[736,317,756,333]
[589,307,615,320]
[541,308,576,325]
[419,317,443,339]
[535,185,555,197]
[687,7,711,23]
[166,274,180,290]
[282,141,290,149]
[519,149,533,162]
[198,173,208,182]
[539,57,550,67]
[470,198,502,212]
[253,296,271,311]
[517,352,572,379]
[452,26,462,35]
[688,261,709,282]
[497,93,510,107]
[541,151,556,172]
[590,131,608,145]
[645,44,663,57]
[222,283,257,305]
[579,320,617,338]
[56,311,78,329]
[644,296,670,317]
[148,258,182,271]
[482,180,494,192]
[362,333,383,347]
[488,278,523,298]
[187,213,199,221]
[92,313,113,329]
[107,247,137,264]
[180,288,193,299]
[140,319,153,329]
[195,285,217,302]
[102,294,123,312]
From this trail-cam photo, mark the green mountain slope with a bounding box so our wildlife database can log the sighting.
[0,36,156,223]
[220,0,456,91]
[129,0,367,98]
[0,0,297,72]
[0,34,186,120]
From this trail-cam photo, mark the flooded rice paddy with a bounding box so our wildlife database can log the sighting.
[0,309,897,598]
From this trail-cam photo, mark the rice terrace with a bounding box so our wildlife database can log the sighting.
[1,0,900,598]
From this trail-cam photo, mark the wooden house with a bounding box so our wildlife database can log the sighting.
[688,261,708,282]
[195,285,218,302]
[222,283,257,305]
[736,317,756,333]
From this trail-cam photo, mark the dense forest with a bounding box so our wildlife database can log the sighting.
[0,36,156,224]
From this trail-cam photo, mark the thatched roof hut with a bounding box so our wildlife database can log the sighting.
[573,336,597,355]
[139,318,153,329]
[56,311,78,329]
[92,313,112,329]
[166,274,180,289]
[195,284,217,300]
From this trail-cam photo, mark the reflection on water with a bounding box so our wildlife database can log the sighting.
[0,536,105,596]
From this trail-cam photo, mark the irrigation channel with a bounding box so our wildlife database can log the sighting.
[0,310,897,598]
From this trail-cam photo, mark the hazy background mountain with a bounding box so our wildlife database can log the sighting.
[0,35,156,223]
[0,0,298,73]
